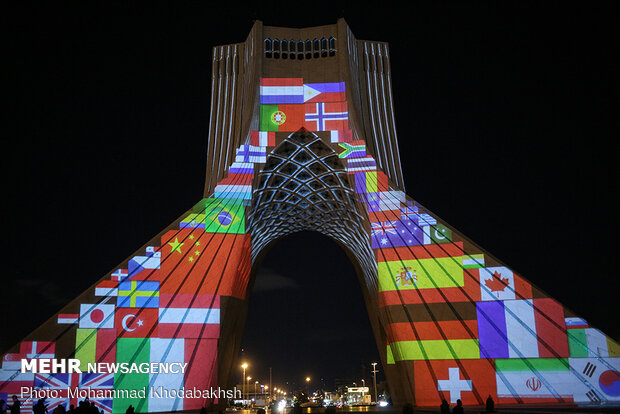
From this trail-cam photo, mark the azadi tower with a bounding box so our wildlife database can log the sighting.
[2,19,619,412]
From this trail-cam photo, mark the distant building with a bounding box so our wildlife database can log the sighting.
[346,386,370,405]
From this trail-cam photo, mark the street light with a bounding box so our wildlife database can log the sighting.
[241,363,248,406]
[255,380,258,401]
[371,362,378,403]
[306,377,311,397]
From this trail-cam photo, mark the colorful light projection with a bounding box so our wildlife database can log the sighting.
[256,77,620,406]
[0,148,260,413]
[2,76,619,414]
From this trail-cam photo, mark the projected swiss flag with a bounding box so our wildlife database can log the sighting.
[414,359,497,406]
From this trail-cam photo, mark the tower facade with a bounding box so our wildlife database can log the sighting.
[1,20,619,412]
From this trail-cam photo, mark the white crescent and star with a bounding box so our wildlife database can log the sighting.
[121,314,142,332]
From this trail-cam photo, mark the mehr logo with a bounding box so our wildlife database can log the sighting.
[21,359,188,374]
[271,110,286,125]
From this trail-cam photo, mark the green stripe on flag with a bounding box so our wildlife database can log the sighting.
[113,338,150,414]
[567,328,588,357]
[390,339,479,361]
[338,142,364,158]
[260,104,280,131]
[387,345,395,365]
[462,254,485,269]
[181,213,206,227]
[190,198,246,234]
[495,358,569,372]
[75,329,96,371]
[192,197,245,213]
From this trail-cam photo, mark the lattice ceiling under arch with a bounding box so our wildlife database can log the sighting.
[249,129,372,269]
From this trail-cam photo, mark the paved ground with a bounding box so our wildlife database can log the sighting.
[221,405,620,414]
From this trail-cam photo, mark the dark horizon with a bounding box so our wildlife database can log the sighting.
[4,2,618,387]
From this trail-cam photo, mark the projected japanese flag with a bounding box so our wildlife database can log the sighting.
[79,304,115,329]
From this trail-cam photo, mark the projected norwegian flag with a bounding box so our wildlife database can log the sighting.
[304,102,348,131]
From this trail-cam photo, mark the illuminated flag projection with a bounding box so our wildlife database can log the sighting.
[303,82,346,103]
[250,131,276,147]
[95,281,118,297]
[338,141,366,158]
[259,78,346,104]
[414,360,497,405]
[260,104,305,131]
[74,327,116,368]
[0,370,35,411]
[214,173,253,200]
[1,170,248,412]
[566,325,620,358]
[365,190,406,211]
[377,245,466,291]
[259,78,304,104]
[354,171,388,194]
[181,198,246,233]
[235,145,266,163]
[304,102,348,131]
[330,129,353,143]
[34,372,114,413]
[346,156,376,173]
[3,21,619,413]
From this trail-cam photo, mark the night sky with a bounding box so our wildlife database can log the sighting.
[4,2,617,391]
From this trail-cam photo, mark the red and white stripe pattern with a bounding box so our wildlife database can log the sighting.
[95,280,118,297]
[329,129,353,143]
[158,295,220,338]
[250,131,275,147]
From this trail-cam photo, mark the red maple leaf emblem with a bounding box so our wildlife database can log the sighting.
[484,270,510,293]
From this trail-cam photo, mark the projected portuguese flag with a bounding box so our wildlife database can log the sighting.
[260,104,305,131]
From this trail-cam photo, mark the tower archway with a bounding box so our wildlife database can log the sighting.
[249,129,372,271]
[242,229,381,400]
